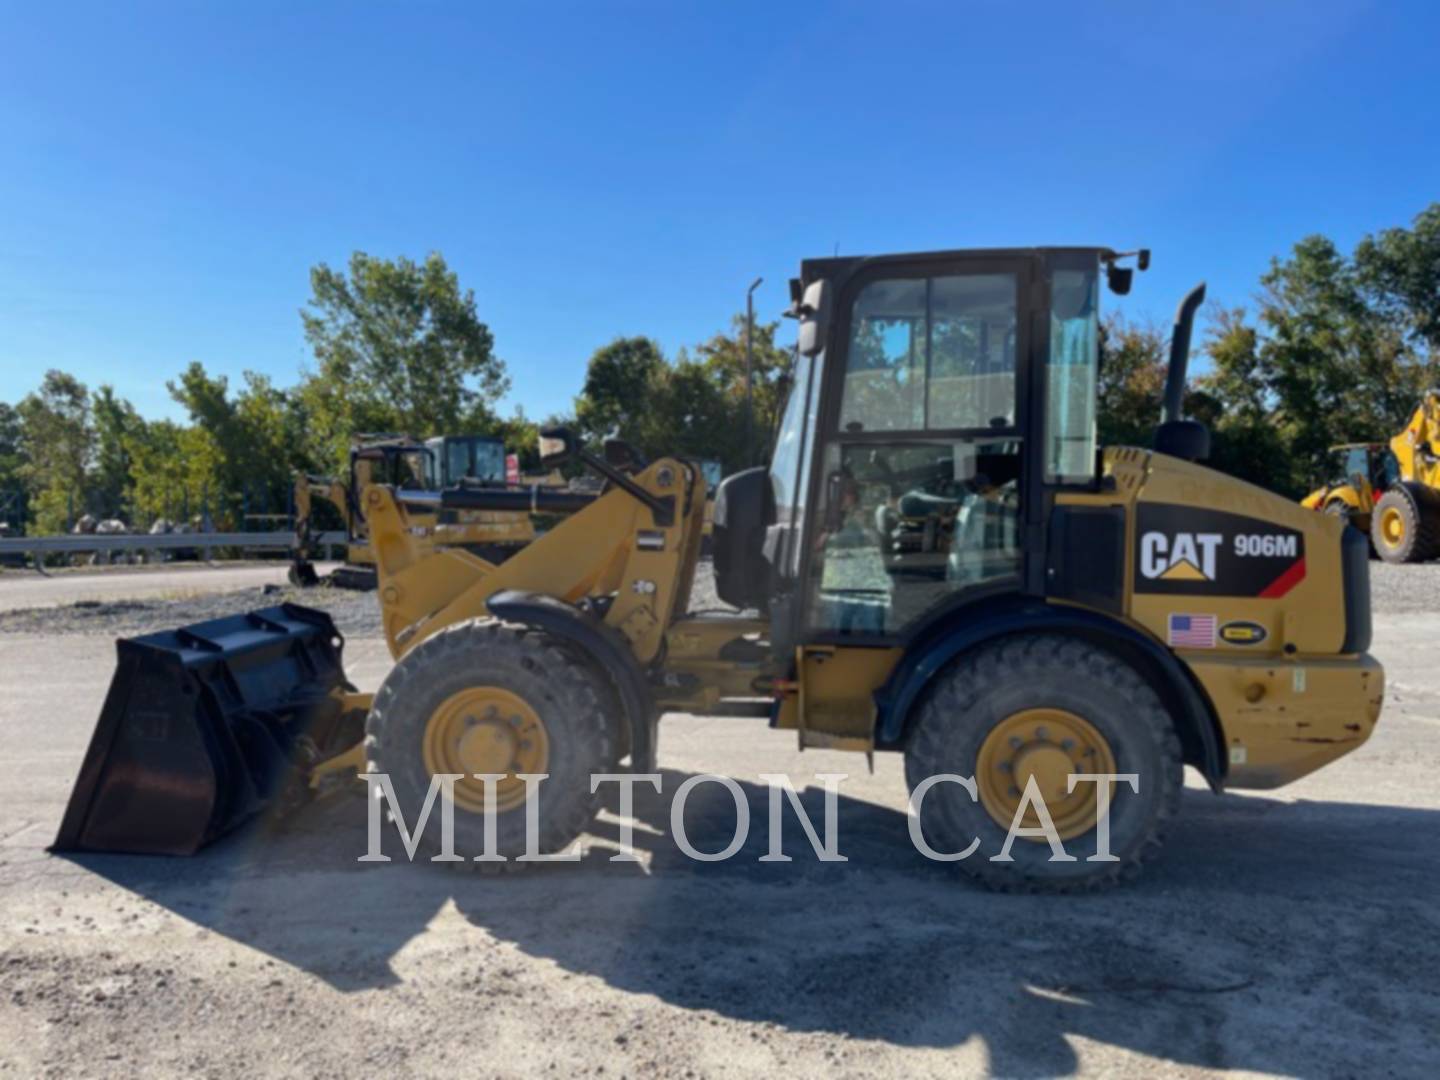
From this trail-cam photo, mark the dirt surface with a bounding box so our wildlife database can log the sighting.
[0,561,332,614]
[1,562,1438,1077]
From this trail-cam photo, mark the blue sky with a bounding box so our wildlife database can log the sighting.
[1,0,1436,422]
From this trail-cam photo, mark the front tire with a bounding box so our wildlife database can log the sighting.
[1371,484,1440,564]
[366,619,614,860]
[904,635,1182,891]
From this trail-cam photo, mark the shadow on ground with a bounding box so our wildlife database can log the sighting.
[61,771,1440,1077]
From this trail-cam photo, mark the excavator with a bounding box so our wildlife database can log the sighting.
[291,433,539,588]
[55,245,1382,890]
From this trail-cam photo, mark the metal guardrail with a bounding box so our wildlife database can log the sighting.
[0,530,347,557]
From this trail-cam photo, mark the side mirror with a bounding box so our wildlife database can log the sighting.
[797,279,831,358]
[538,426,579,468]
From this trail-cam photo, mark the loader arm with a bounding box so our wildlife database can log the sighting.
[364,457,709,663]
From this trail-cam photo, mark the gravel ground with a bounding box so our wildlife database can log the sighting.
[1366,559,1440,614]
[0,555,1430,636]
[0,560,726,639]
[2,558,1439,1077]
[0,583,382,638]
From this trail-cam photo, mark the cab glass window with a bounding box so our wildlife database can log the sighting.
[807,439,1022,635]
[840,274,1017,433]
[769,350,820,578]
[1045,260,1100,483]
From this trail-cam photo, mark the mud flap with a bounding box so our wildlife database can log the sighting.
[53,604,353,855]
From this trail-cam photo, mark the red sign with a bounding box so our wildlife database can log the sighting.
[506,453,520,485]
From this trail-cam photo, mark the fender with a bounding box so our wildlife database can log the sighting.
[486,590,657,771]
[872,596,1226,790]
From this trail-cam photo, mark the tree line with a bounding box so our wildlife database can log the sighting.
[1,203,1436,535]
[0,252,790,534]
[1100,203,1439,494]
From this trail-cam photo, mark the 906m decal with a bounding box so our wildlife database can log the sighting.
[1135,504,1305,597]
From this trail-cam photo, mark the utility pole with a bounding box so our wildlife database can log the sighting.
[745,276,763,467]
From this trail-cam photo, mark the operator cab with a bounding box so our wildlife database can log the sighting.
[424,435,508,488]
[1329,443,1399,494]
[714,246,1149,646]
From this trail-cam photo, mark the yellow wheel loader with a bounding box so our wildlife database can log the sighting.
[1301,396,1440,564]
[55,246,1383,891]
[291,433,540,589]
[1299,443,1393,531]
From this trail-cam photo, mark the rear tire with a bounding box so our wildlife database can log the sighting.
[904,635,1182,892]
[366,619,613,860]
[1371,484,1440,564]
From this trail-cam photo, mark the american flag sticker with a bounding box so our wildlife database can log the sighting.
[1168,613,1217,648]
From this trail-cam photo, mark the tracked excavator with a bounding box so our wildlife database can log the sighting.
[55,246,1382,890]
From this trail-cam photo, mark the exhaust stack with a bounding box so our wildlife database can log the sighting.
[1155,282,1210,461]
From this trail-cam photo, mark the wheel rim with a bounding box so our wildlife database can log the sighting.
[423,687,549,814]
[975,708,1118,841]
[1380,506,1405,547]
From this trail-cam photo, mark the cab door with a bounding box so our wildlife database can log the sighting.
[796,254,1039,644]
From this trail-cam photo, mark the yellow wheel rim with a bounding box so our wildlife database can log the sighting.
[422,687,549,814]
[1380,506,1405,546]
[976,708,1118,841]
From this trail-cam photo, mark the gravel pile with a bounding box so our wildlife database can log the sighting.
[0,559,728,637]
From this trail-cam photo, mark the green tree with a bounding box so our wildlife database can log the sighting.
[0,402,25,529]
[1354,203,1440,355]
[1187,224,1433,497]
[92,386,142,520]
[574,336,667,446]
[1096,314,1165,448]
[1193,310,1299,494]
[692,315,792,468]
[17,371,92,532]
[166,363,306,526]
[300,251,508,467]
[0,402,23,489]
[124,419,220,526]
[640,358,734,464]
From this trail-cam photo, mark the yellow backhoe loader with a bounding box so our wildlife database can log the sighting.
[1300,395,1440,563]
[55,246,1382,890]
[291,433,539,588]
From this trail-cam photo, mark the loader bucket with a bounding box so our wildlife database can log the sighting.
[53,604,352,856]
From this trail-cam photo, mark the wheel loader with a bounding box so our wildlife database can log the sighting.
[55,246,1383,890]
[1300,442,1394,535]
[1300,395,1440,564]
[291,433,540,588]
